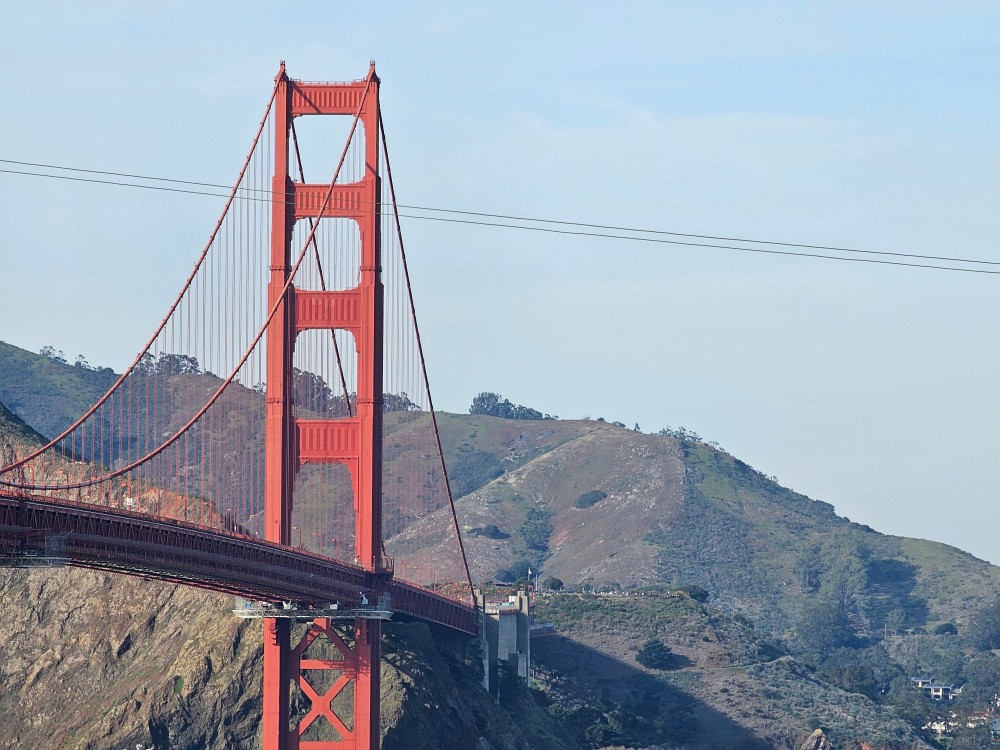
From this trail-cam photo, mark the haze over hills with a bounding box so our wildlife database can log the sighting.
[3,339,1000,749]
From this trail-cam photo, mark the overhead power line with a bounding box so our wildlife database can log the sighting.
[398,214,1000,275]
[1,158,997,276]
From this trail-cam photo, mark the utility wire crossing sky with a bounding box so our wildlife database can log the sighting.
[2,159,998,275]
[0,3,998,565]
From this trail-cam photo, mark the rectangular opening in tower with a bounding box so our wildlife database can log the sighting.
[291,462,356,562]
[292,217,361,293]
[291,115,368,187]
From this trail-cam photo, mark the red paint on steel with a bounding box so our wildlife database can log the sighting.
[263,61,294,750]
[0,490,477,631]
[263,63,383,750]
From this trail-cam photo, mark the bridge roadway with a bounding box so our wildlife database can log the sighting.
[0,491,478,635]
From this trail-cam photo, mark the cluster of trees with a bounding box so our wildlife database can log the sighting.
[494,560,531,584]
[469,392,554,420]
[40,346,114,376]
[813,641,1000,748]
[39,345,68,363]
[292,369,420,415]
[132,358,423,416]
[136,352,202,376]
[796,555,871,655]
[447,448,504,498]
[521,508,553,552]
[657,425,703,442]
[795,551,1000,745]
[968,595,1000,651]
[493,508,555,584]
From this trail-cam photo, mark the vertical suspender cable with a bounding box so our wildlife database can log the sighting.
[378,112,476,602]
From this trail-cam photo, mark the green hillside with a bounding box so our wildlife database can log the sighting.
[4,341,1000,748]
[0,341,118,441]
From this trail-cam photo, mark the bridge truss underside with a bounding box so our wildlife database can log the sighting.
[0,492,476,635]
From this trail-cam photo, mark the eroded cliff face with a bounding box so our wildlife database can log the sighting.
[0,567,262,749]
[0,567,571,750]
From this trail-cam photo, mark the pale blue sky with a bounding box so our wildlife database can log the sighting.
[1,3,999,562]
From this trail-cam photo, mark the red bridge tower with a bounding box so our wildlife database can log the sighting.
[263,62,385,750]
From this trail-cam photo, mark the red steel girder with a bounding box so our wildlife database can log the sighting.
[0,490,479,634]
[0,491,377,605]
[291,183,367,220]
[264,62,384,750]
[291,81,367,117]
[293,289,362,339]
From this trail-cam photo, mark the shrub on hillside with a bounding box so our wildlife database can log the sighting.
[467,524,509,540]
[676,584,709,603]
[573,490,607,509]
[636,639,675,670]
[494,560,530,583]
[521,509,553,551]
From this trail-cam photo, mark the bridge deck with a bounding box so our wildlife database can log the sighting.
[0,492,478,635]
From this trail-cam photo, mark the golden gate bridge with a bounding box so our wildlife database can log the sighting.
[0,62,478,750]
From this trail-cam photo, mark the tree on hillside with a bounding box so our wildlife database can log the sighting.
[636,639,675,670]
[156,353,201,375]
[885,608,906,636]
[796,545,823,593]
[798,598,856,656]
[136,352,201,376]
[543,576,564,591]
[39,346,67,364]
[470,392,502,415]
[796,556,870,655]
[959,654,1000,711]
[820,556,871,636]
[573,490,607,509]
[884,675,929,726]
[292,368,334,413]
[469,392,550,420]
[494,560,530,584]
[819,645,903,700]
[968,596,1000,651]
[383,391,420,412]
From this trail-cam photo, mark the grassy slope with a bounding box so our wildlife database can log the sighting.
[390,414,1000,640]
[0,341,118,441]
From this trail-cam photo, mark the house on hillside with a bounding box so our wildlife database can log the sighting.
[927,683,960,701]
[911,676,961,701]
